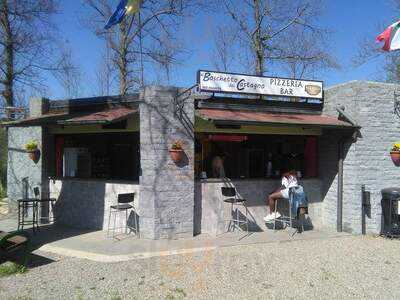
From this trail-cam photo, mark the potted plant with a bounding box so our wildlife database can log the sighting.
[169,140,184,163]
[25,141,40,162]
[390,142,400,166]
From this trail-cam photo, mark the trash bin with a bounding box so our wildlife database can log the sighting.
[381,187,400,237]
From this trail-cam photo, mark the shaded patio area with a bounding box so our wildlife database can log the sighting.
[0,216,350,263]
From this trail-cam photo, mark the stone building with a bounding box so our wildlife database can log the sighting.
[4,72,399,239]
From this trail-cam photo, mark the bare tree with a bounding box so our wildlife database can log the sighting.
[52,46,84,99]
[0,0,74,114]
[96,48,114,96]
[352,0,400,82]
[83,0,196,95]
[353,26,400,83]
[214,0,336,78]
[212,26,238,72]
[279,26,339,78]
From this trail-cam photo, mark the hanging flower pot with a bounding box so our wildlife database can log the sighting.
[28,150,40,163]
[169,140,184,163]
[25,141,40,163]
[390,152,400,166]
[390,143,400,166]
[169,149,184,163]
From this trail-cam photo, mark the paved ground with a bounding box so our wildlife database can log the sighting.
[0,212,347,262]
[1,235,400,299]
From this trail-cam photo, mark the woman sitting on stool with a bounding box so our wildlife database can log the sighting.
[264,170,298,222]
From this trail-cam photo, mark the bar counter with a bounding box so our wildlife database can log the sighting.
[49,178,140,230]
[195,178,322,236]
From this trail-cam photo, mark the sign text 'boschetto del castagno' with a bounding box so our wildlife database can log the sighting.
[198,70,323,99]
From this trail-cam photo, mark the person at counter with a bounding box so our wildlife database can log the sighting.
[212,155,226,178]
[263,170,298,221]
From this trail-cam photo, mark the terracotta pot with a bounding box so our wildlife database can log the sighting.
[390,151,400,166]
[169,149,183,163]
[28,149,40,163]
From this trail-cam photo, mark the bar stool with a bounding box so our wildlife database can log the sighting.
[33,187,56,225]
[17,198,39,234]
[221,187,249,232]
[107,193,139,239]
[271,187,307,235]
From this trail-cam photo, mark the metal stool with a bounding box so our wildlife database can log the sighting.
[33,187,56,225]
[221,187,249,232]
[17,198,39,234]
[107,193,139,238]
[272,187,307,236]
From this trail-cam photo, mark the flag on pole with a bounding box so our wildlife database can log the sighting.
[104,0,141,29]
[376,21,400,51]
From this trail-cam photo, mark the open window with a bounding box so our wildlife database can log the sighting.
[55,133,140,181]
[195,133,318,179]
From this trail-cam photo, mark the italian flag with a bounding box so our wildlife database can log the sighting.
[376,21,400,51]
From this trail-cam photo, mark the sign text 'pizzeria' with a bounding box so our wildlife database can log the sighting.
[198,70,323,99]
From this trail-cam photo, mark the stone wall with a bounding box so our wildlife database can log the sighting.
[49,179,140,230]
[196,178,322,236]
[139,86,195,239]
[7,126,43,201]
[323,81,400,234]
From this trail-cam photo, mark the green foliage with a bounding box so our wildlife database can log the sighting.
[24,140,38,152]
[0,184,5,200]
[0,262,27,278]
[166,288,187,299]
[171,140,183,150]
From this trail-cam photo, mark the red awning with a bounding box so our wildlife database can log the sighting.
[58,107,137,125]
[197,108,355,129]
[5,107,138,127]
[3,112,70,127]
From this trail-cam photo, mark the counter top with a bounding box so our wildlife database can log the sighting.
[49,177,139,185]
[198,178,321,183]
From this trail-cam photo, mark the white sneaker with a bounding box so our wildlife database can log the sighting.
[263,212,281,222]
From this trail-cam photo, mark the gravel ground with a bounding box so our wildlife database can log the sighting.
[1,235,400,299]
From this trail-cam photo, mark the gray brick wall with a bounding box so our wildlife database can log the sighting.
[49,179,140,230]
[139,86,195,239]
[7,126,43,201]
[323,81,400,234]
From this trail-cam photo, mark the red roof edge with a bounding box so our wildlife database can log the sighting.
[196,108,355,129]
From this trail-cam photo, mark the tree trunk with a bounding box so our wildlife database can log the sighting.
[253,0,264,76]
[0,0,14,111]
[119,18,128,95]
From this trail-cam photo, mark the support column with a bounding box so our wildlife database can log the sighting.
[139,86,195,239]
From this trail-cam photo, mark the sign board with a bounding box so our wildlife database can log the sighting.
[197,70,323,99]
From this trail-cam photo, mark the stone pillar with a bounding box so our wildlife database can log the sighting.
[7,127,43,201]
[29,97,49,118]
[139,86,195,239]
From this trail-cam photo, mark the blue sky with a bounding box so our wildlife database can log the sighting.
[45,0,398,99]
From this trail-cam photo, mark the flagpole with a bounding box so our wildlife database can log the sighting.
[138,11,144,87]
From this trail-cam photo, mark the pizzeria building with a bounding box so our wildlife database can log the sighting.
[5,71,400,239]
